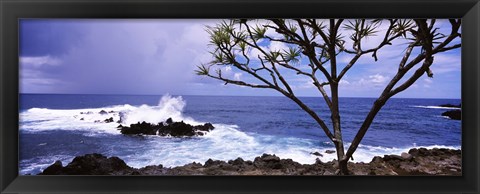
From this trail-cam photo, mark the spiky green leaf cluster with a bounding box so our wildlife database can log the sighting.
[210,51,232,64]
[391,19,414,38]
[344,19,379,42]
[269,51,281,60]
[283,47,301,64]
[252,25,267,40]
[238,41,247,51]
[195,64,210,75]
[207,21,235,46]
[207,27,231,46]
[287,22,298,33]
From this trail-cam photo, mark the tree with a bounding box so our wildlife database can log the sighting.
[196,19,461,175]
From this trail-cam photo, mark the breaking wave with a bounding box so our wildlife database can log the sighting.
[18,95,462,174]
[412,105,461,110]
[20,94,202,134]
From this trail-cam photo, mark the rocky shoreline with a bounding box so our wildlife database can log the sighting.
[39,148,461,176]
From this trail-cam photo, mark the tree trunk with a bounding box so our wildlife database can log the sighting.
[330,82,349,175]
[338,158,349,175]
[345,97,386,166]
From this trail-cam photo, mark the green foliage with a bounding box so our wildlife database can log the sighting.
[252,25,267,40]
[238,41,247,51]
[269,51,281,60]
[195,64,210,75]
[344,19,379,42]
[207,27,231,46]
[392,19,414,38]
[196,19,461,175]
[211,52,228,64]
[283,47,301,64]
[287,22,298,33]
[206,20,235,46]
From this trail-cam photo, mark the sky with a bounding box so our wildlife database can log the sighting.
[19,19,461,99]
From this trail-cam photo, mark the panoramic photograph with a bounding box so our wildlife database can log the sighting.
[19,19,461,175]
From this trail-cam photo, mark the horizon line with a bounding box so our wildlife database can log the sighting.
[19,93,462,100]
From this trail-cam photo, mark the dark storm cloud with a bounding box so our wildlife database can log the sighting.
[20,20,88,56]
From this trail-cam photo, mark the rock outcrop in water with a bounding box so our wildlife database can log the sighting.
[104,117,114,123]
[441,110,461,120]
[118,118,214,137]
[39,148,461,176]
[437,103,461,120]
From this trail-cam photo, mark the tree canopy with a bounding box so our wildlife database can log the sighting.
[196,19,461,174]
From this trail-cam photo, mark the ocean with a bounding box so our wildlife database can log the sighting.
[19,94,461,175]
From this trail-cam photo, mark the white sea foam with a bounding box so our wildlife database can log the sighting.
[412,105,461,110]
[19,94,200,134]
[19,154,74,175]
[117,129,461,169]
[339,144,460,163]
[19,95,462,174]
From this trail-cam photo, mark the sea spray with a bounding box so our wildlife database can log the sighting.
[19,94,462,174]
[121,94,200,125]
[20,94,200,134]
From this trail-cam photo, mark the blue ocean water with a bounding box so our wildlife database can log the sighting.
[19,94,461,175]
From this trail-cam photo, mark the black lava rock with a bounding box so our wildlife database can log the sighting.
[104,117,114,123]
[442,110,461,120]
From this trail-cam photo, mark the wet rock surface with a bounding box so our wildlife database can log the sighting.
[118,118,215,137]
[438,103,461,120]
[39,148,461,176]
[39,153,137,175]
[441,110,461,120]
[104,117,114,123]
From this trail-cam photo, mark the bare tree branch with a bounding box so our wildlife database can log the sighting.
[398,40,418,69]
[434,44,461,52]
[344,19,459,162]
[200,19,461,175]
[270,60,294,95]
[206,74,273,89]
[388,57,434,97]
[337,19,403,81]
[337,53,361,81]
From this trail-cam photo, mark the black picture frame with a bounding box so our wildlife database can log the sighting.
[1,0,479,193]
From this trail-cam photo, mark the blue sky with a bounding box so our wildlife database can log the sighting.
[19,19,461,99]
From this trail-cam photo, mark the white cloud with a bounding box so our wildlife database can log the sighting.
[20,55,66,93]
[423,78,433,84]
[224,66,232,72]
[234,73,242,80]
[20,19,460,98]
[20,56,62,67]
[22,78,60,85]
[295,81,315,89]
[369,74,388,84]
[20,68,66,93]
[339,79,350,85]
[246,40,290,61]
[430,53,461,74]
[217,66,243,81]
[268,41,288,52]
[423,77,433,88]
[348,73,390,89]
[20,20,220,94]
